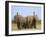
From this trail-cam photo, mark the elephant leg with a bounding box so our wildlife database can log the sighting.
[20,23,23,29]
[22,21,26,29]
[30,24,33,28]
[34,23,36,29]
[17,22,21,30]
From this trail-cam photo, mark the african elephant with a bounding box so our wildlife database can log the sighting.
[27,16,36,29]
[16,16,27,29]
[16,15,36,30]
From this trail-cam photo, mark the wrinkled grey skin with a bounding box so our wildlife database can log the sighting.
[16,16,26,29]
[16,16,36,29]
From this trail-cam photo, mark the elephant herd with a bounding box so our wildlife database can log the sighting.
[16,15,36,30]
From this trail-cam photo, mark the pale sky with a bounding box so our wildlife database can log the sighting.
[11,5,42,20]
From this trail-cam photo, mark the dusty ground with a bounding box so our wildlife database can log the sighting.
[12,23,41,31]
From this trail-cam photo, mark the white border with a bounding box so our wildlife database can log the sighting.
[9,3,44,35]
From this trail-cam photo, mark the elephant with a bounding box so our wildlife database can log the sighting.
[16,15,36,30]
[16,15,27,29]
[27,16,36,29]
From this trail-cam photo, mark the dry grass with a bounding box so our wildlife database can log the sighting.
[12,23,18,31]
[12,23,41,31]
